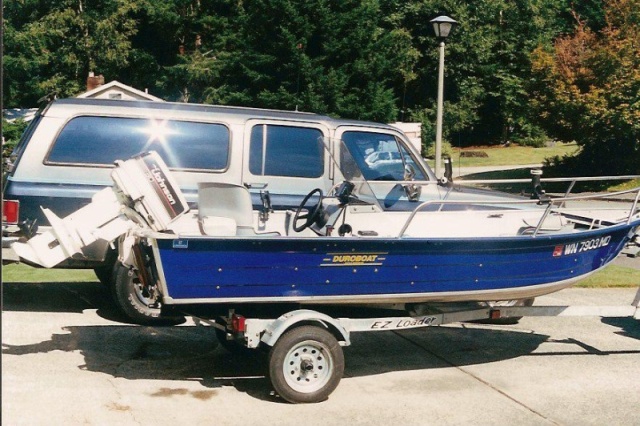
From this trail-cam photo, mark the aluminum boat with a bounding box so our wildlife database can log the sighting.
[13,143,640,313]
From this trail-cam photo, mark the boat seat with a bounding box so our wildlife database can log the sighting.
[197,182,280,237]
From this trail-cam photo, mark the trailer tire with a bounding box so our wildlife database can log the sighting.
[112,263,183,325]
[268,325,344,403]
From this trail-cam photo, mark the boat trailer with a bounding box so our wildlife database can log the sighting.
[189,287,640,403]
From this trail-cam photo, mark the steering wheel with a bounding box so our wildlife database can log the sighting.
[293,188,324,232]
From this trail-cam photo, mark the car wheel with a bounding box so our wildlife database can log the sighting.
[112,263,183,325]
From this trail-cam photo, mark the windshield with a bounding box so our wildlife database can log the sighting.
[321,137,383,209]
[340,131,428,182]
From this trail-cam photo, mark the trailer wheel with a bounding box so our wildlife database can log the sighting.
[268,325,344,403]
[112,263,183,325]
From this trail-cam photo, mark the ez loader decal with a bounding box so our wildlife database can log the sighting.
[553,235,611,257]
[369,315,438,330]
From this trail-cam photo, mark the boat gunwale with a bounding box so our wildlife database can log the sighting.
[398,185,640,237]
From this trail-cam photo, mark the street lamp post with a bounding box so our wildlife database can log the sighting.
[430,15,457,179]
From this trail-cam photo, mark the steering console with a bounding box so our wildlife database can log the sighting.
[293,188,327,232]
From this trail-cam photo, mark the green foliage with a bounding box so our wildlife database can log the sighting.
[2,119,29,157]
[2,119,29,145]
[510,121,549,148]
[425,140,453,159]
[3,0,142,107]
[531,0,640,175]
[5,0,626,175]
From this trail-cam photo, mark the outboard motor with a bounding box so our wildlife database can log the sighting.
[11,151,189,268]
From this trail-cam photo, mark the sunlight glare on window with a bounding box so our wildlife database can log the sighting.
[140,119,177,146]
[138,119,180,166]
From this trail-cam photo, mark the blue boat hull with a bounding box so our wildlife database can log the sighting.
[156,220,639,305]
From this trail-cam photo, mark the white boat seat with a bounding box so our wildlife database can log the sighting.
[198,182,280,237]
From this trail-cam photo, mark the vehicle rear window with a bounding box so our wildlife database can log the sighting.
[47,116,230,170]
[249,125,324,178]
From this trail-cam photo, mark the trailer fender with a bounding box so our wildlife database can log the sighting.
[260,309,351,348]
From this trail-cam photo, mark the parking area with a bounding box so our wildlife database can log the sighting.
[2,281,639,426]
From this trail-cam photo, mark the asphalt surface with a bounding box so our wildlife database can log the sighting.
[615,253,640,269]
[2,280,640,426]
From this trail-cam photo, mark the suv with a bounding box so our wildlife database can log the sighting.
[4,97,454,323]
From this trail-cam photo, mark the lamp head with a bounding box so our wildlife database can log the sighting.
[430,15,458,40]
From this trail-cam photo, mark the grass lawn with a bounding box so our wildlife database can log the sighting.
[431,141,638,193]
[609,178,640,191]
[3,261,637,288]
[449,142,580,168]
[574,265,640,288]
[2,263,98,282]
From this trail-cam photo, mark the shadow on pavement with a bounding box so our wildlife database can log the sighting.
[4,281,638,402]
[602,317,640,342]
[2,319,550,403]
[2,281,134,323]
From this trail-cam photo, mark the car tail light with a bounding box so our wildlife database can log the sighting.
[3,200,20,225]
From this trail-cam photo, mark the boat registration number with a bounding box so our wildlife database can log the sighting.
[554,235,611,256]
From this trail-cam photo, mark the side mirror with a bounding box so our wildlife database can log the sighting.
[403,164,421,201]
[404,164,416,181]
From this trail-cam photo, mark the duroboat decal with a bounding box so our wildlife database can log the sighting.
[321,252,387,267]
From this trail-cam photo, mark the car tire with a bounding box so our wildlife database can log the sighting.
[112,263,183,325]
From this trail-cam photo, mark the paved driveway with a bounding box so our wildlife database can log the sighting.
[2,282,639,425]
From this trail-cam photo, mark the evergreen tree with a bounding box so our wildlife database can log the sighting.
[3,0,141,107]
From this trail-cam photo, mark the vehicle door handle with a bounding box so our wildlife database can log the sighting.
[244,182,268,189]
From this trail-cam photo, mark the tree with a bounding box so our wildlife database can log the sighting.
[395,0,575,150]
[3,0,141,107]
[531,0,640,174]
[2,119,29,158]
[214,0,416,122]
[3,0,615,159]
